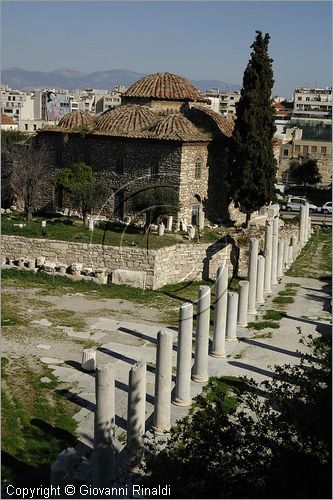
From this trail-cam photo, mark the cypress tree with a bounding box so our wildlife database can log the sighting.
[230,31,277,227]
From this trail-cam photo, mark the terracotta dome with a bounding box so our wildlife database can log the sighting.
[148,113,207,141]
[186,105,234,138]
[95,105,158,134]
[1,113,16,125]
[123,72,204,102]
[57,111,95,130]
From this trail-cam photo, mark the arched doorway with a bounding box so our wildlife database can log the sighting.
[191,194,202,225]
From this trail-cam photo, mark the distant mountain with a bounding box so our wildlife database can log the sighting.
[1,67,240,93]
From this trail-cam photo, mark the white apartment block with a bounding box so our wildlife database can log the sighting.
[203,89,240,120]
[292,87,332,121]
[95,92,122,114]
[1,88,34,123]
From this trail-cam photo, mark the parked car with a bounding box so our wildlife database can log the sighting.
[280,196,318,212]
[319,201,332,214]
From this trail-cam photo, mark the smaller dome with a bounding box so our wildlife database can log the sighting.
[95,105,158,134]
[57,111,95,130]
[148,113,208,141]
[1,113,16,125]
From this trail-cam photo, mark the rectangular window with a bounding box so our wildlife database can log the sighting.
[303,146,309,154]
[33,124,37,131]
[294,145,300,153]
[321,147,327,154]
[311,146,317,153]
[25,124,28,131]
[283,149,289,156]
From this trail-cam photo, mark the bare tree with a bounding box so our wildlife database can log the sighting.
[4,138,50,221]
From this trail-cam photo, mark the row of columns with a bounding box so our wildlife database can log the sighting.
[91,205,311,486]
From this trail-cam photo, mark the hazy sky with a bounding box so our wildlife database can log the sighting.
[1,1,331,98]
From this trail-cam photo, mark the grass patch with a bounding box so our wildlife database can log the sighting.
[287,228,332,278]
[286,282,300,287]
[248,321,280,330]
[254,331,273,339]
[272,296,295,305]
[42,309,87,331]
[1,359,78,487]
[1,293,25,326]
[278,289,297,297]
[263,310,286,321]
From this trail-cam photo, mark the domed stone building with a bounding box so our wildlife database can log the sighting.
[36,72,233,225]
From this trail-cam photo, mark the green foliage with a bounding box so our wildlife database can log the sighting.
[263,309,286,321]
[289,158,322,186]
[140,334,332,498]
[53,162,108,218]
[247,320,280,330]
[131,185,179,231]
[230,31,277,224]
[1,129,27,146]
[272,295,295,305]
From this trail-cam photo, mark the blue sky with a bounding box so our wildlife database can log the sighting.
[1,1,331,98]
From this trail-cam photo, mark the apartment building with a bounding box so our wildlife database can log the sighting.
[203,89,240,120]
[1,88,34,123]
[95,92,122,114]
[292,87,332,121]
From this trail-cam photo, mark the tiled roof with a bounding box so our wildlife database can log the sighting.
[57,111,95,130]
[123,72,205,101]
[186,105,234,138]
[148,113,209,141]
[1,113,16,125]
[95,105,158,133]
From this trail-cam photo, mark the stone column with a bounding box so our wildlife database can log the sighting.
[307,216,312,240]
[81,349,96,372]
[247,238,259,314]
[288,243,293,266]
[173,303,193,406]
[198,209,205,230]
[88,219,94,231]
[283,238,290,270]
[291,235,298,261]
[271,216,279,285]
[41,220,47,228]
[166,215,173,231]
[127,361,146,447]
[153,329,173,435]
[264,218,273,294]
[237,280,249,327]
[158,222,165,236]
[210,264,228,358]
[277,240,285,279]
[226,291,239,342]
[299,205,307,247]
[304,203,309,243]
[192,285,211,382]
[256,255,265,304]
[93,364,116,487]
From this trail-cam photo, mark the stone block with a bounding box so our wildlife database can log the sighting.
[36,256,46,267]
[112,269,147,288]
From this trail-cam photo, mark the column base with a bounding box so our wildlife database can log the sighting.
[191,374,208,383]
[264,289,272,295]
[226,337,238,342]
[152,425,170,436]
[256,299,265,304]
[247,309,257,315]
[172,398,192,407]
[209,351,226,358]
[237,321,248,327]
[271,280,278,286]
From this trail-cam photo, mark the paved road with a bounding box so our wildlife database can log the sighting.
[281,210,332,225]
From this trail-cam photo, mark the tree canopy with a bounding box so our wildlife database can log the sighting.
[230,31,277,227]
[130,185,179,232]
[53,162,109,219]
[289,158,322,186]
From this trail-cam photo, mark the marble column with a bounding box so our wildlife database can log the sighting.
[158,222,165,236]
[247,238,259,314]
[299,205,307,247]
[237,280,249,327]
[264,218,273,294]
[277,240,285,279]
[307,216,312,240]
[304,203,309,243]
[81,348,96,372]
[93,364,116,487]
[283,238,290,270]
[166,215,173,231]
[88,219,94,231]
[256,255,265,304]
[198,209,205,231]
[192,285,211,382]
[271,216,279,285]
[210,264,228,358]
[226,291,239,342]
[127,361,146,447]
[291,235,298,261]
[153,329,173,435]
[173,303,193,406]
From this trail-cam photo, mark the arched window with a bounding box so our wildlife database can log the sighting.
[195,157,202,179]
[150,158,159,177]
[116,155,124,174]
